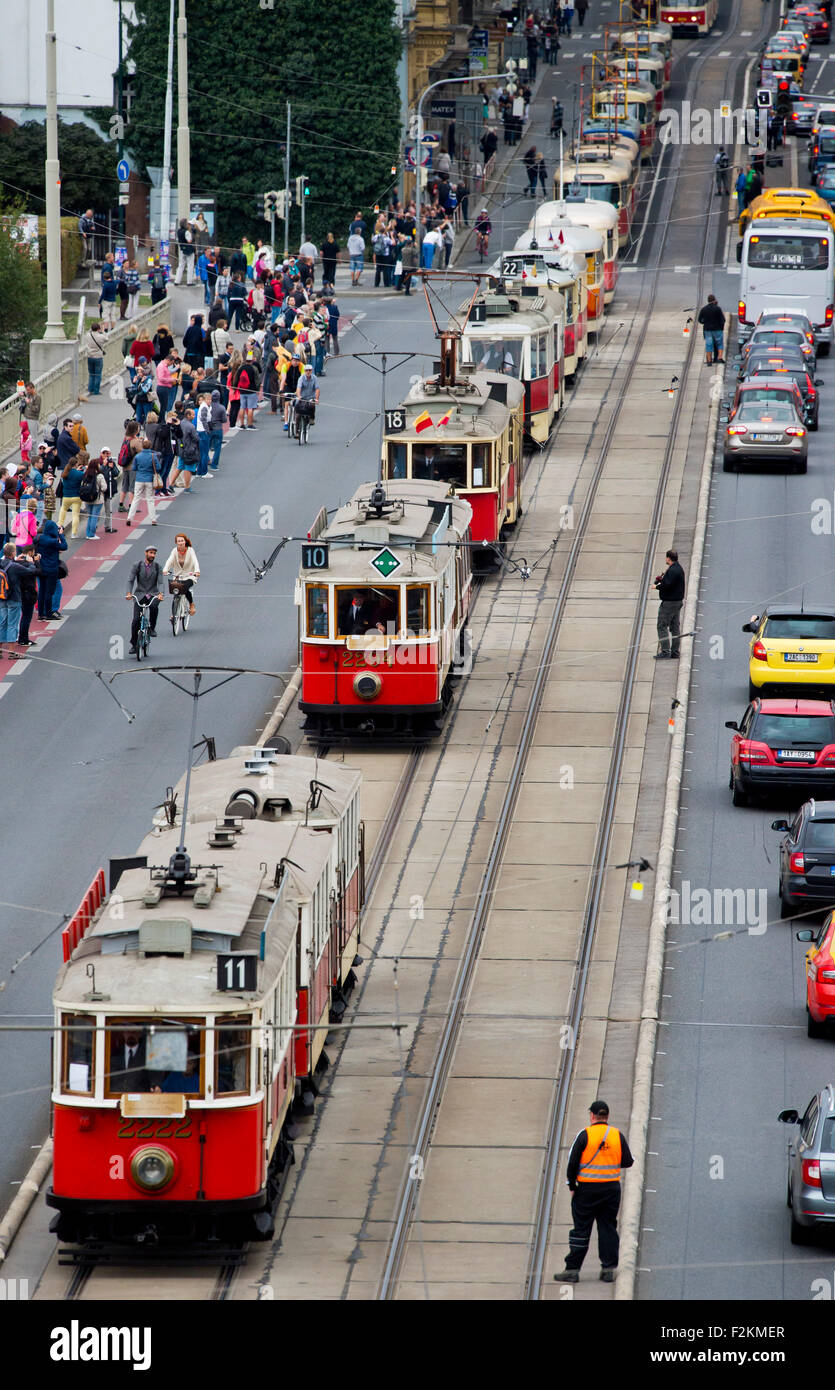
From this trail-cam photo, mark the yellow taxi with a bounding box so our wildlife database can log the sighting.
[742,606,835,701]
[739,187,835,236]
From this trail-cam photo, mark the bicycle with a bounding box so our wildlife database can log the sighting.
[476,228,490,262]
[135,596,159,661]
[169,579,192,636]
[294,397,314,445]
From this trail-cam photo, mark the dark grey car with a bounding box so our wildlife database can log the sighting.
[779,1084,835,1243]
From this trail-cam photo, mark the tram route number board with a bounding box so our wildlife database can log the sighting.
[217,952,258,992]
[302,541,329,569]
[385,409,406,432]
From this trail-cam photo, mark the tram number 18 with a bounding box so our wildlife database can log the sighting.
[385,409,406,432]
[217,953,258,992]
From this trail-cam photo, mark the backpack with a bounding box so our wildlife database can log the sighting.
[718,151,729,170]
[0,564,9,602]
[152,268,165,290]
[79,471,99,503]
[117,438,133,471]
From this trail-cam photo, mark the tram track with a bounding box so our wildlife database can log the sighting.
[374,0,757,1301]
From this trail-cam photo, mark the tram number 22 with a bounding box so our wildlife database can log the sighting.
[117,1117,192,1139]
[385,409,406,432]
[501,259,520,277]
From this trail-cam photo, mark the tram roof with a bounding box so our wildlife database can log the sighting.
[459,292,562,332]
[396,368,525,435]
[163,749,361,831]
[53,819,330,1010]
[312,479,473,579]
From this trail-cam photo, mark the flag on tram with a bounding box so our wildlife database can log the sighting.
[437,409,451,427]
[414,410,433,433]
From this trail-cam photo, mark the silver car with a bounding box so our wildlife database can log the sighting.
[779,1085,835,1244]
[723,400,808,472]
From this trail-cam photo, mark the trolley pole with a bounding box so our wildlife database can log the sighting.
[284,102,291,261]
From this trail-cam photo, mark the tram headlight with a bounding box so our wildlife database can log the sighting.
[130,1146,175,1192]
[353,672,382,702]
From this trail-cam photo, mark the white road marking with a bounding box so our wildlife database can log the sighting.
[63,595,85,610]
[674,265,692,272]
[719,51,731,57]
[0,684,12,698]
[9,660,31,673]
[113,544,131,556]
[621,265,639,272]
[98,560,117,572]
[81,578,101,591]
[740,30,752,37]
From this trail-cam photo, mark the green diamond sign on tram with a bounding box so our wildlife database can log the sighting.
[370,547,401,578]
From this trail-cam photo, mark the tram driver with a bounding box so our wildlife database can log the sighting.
[476,338,520,376]
[412,444,467,488]
[339,588,386,636]
[109,1026,151,1093]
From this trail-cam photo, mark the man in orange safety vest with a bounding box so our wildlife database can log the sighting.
[557,1099,634,1284]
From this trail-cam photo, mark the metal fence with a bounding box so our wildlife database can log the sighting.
[0,294,176,465]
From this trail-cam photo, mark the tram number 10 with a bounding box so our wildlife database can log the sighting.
[217,952,258,992]
[302,542,329,570]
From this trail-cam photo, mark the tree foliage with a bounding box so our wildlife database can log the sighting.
[0,216,46,398]
[0,120,118,217]
[124,0,401,250]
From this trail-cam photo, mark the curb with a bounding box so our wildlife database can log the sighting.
[614,377,722,1300]
[261,666,302,744]
[0,1138,53,1266]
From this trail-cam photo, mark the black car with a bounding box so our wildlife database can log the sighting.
[772,799,835,916]
[788,99,818,136]
[744,358,822,428]
[727,698,835,804]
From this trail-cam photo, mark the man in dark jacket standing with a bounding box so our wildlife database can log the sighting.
[558,1100,635,1284]
[696,293,725,365]
[654,549,686,659]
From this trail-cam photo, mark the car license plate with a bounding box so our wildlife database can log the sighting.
[777,749,817,760]
[751,433,781,442]
[784,653,818,663]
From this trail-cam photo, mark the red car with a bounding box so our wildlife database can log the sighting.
[726,697,835,804]
[797,912,835,1036]
[790,6,831,43]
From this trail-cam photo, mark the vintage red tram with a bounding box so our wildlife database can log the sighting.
[297,480,474,739]
[381,367,525,564]
[48,749,364,1246]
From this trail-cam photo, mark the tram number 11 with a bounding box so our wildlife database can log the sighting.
[217,952,258,992]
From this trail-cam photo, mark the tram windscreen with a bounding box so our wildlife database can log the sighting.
[105,1017,204,1095]
[559,182,620,205]
[412,444,468,487]
[468,338,523,377]
[747,235,830,270]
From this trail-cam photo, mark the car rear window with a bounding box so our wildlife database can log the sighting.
[749,330,806,348]
[736,404,795,423]
[763,615,835,639]
[805,820,835,849]
[739,389,795,407]
[753,713,835,743]
[821,1118,835,1153]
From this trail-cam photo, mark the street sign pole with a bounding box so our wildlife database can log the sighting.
[270,204,275,263]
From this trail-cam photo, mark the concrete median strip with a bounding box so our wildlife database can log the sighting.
[615,371,722,1300]
[0,1138,53,1266]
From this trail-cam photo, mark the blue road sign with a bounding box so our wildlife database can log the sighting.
[116,158,130,182]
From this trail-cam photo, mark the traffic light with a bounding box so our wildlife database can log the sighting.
[756,88,772,110]
[775,79,792,118]
[303,174,310,198]
[263,189,279,219]
[294,175,304,204]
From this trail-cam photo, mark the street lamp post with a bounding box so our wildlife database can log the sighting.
[414,73,508,260]
[42,0,65,345]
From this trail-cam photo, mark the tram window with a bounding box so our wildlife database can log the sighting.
[216,1014,251,1096]
[406,585,431,634]
[412,444,468,487]
[470,338,522,377]
[586,254,597,282]
[105,1018,204,1095]
[62,1013,94,1095]
[337,585,399,635]
[387,442,407,479]
[538,332,549,377]
[471,444,493,489]
[306,583,329,637]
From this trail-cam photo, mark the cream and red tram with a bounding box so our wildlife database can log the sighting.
[460,288,562,441]
[612,23,674,83]
[658,1,717,36]
[525,222,606,335]
[382,368,525,564]
[48,813,344,1244]
[535,199,620,303]
[505,235,590,377]
[591,82,657,157]
[298,480,474,739]
[610,52,666,111]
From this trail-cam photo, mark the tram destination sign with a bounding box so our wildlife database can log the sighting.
[370,547,402,578]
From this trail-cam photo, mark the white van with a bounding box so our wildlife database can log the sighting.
[739,218,835,352]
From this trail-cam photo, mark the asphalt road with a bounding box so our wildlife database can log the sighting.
[638,235,835,1300]
[0,288,436,1199]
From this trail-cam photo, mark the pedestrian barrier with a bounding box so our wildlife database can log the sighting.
[61,868,106,962]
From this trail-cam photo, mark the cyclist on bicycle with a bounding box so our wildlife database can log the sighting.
[294,364,320,432]
[475,208,492,255]
[162,532,200,617]
[126,545,163,654]
[281,353,304,432]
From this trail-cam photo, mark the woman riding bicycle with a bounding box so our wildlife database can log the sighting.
[162,532,200,617]
[474,208,492,256]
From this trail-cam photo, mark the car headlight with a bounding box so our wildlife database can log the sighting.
[130,1146,175,1192]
